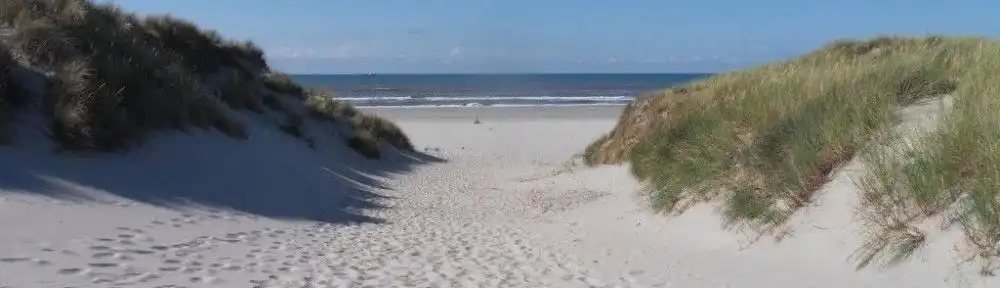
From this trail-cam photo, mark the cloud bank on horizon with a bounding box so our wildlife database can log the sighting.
[109,0,998,74]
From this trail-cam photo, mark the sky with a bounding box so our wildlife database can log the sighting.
[107,0,999,74]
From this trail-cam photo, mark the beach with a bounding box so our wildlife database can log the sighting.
[4,1,997,286]
[0,105,995,287]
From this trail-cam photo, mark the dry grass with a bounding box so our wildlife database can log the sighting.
[584,36,1000,270]
[304,88,414,158]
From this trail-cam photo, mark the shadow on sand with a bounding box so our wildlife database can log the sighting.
[0,125,446,225]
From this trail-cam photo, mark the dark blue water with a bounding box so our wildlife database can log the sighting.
[291,74,711,107]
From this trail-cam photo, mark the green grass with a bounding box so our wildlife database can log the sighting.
[585,36,1000,270]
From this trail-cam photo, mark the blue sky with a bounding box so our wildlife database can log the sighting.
[108,0,997,74]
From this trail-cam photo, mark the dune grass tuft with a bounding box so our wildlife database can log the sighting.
[854,45,1000,272]
[0,44,22,142]
[346,129,381,159]
[304,88,413,158]
[585,36,1000,270]
[0,0,252,150]
[262,72,305,98]
[304,88,357,119]
[217,69,264,113]
[350,113,414,152]
[141,14,267,76]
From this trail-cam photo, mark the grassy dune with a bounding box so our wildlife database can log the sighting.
[0,44,19,142]
[0,0,410,157]
[585,36,1000,271]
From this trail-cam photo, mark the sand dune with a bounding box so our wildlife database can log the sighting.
[1,105,998,287]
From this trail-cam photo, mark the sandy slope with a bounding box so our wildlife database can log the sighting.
[1,105,998,287]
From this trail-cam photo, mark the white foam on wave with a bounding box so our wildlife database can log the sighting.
[335,96,414,101]
[334,96,633,102]
[419,96,632,102]
[355,103,629,109]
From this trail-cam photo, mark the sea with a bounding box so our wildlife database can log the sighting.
[291,73,710,108]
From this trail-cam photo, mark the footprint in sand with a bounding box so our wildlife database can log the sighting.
[215,237,241,244]
[89,245,113,252]
[87,262,120,269]
[57,267,84,275]
[0,257,30,264]
[113,253,134,261]
[222,263,242,271]
[126,249,155,255]
[118,272,160,284]
[183,266,203,274]
[189,276,222,284]
[32,258,51,266]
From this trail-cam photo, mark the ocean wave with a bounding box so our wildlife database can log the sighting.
[335,96,414,101]
[334,95,633,102]
[355,102,629,108]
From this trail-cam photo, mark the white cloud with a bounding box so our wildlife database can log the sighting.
[448,46,462,56]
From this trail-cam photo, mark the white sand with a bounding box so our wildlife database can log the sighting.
[1,104,997,287]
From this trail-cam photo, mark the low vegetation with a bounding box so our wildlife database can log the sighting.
[585,36,1000,272]
[0,0,410,158]
[0,44,22,142]
[263,72,306,97]
[304,88,414,158]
